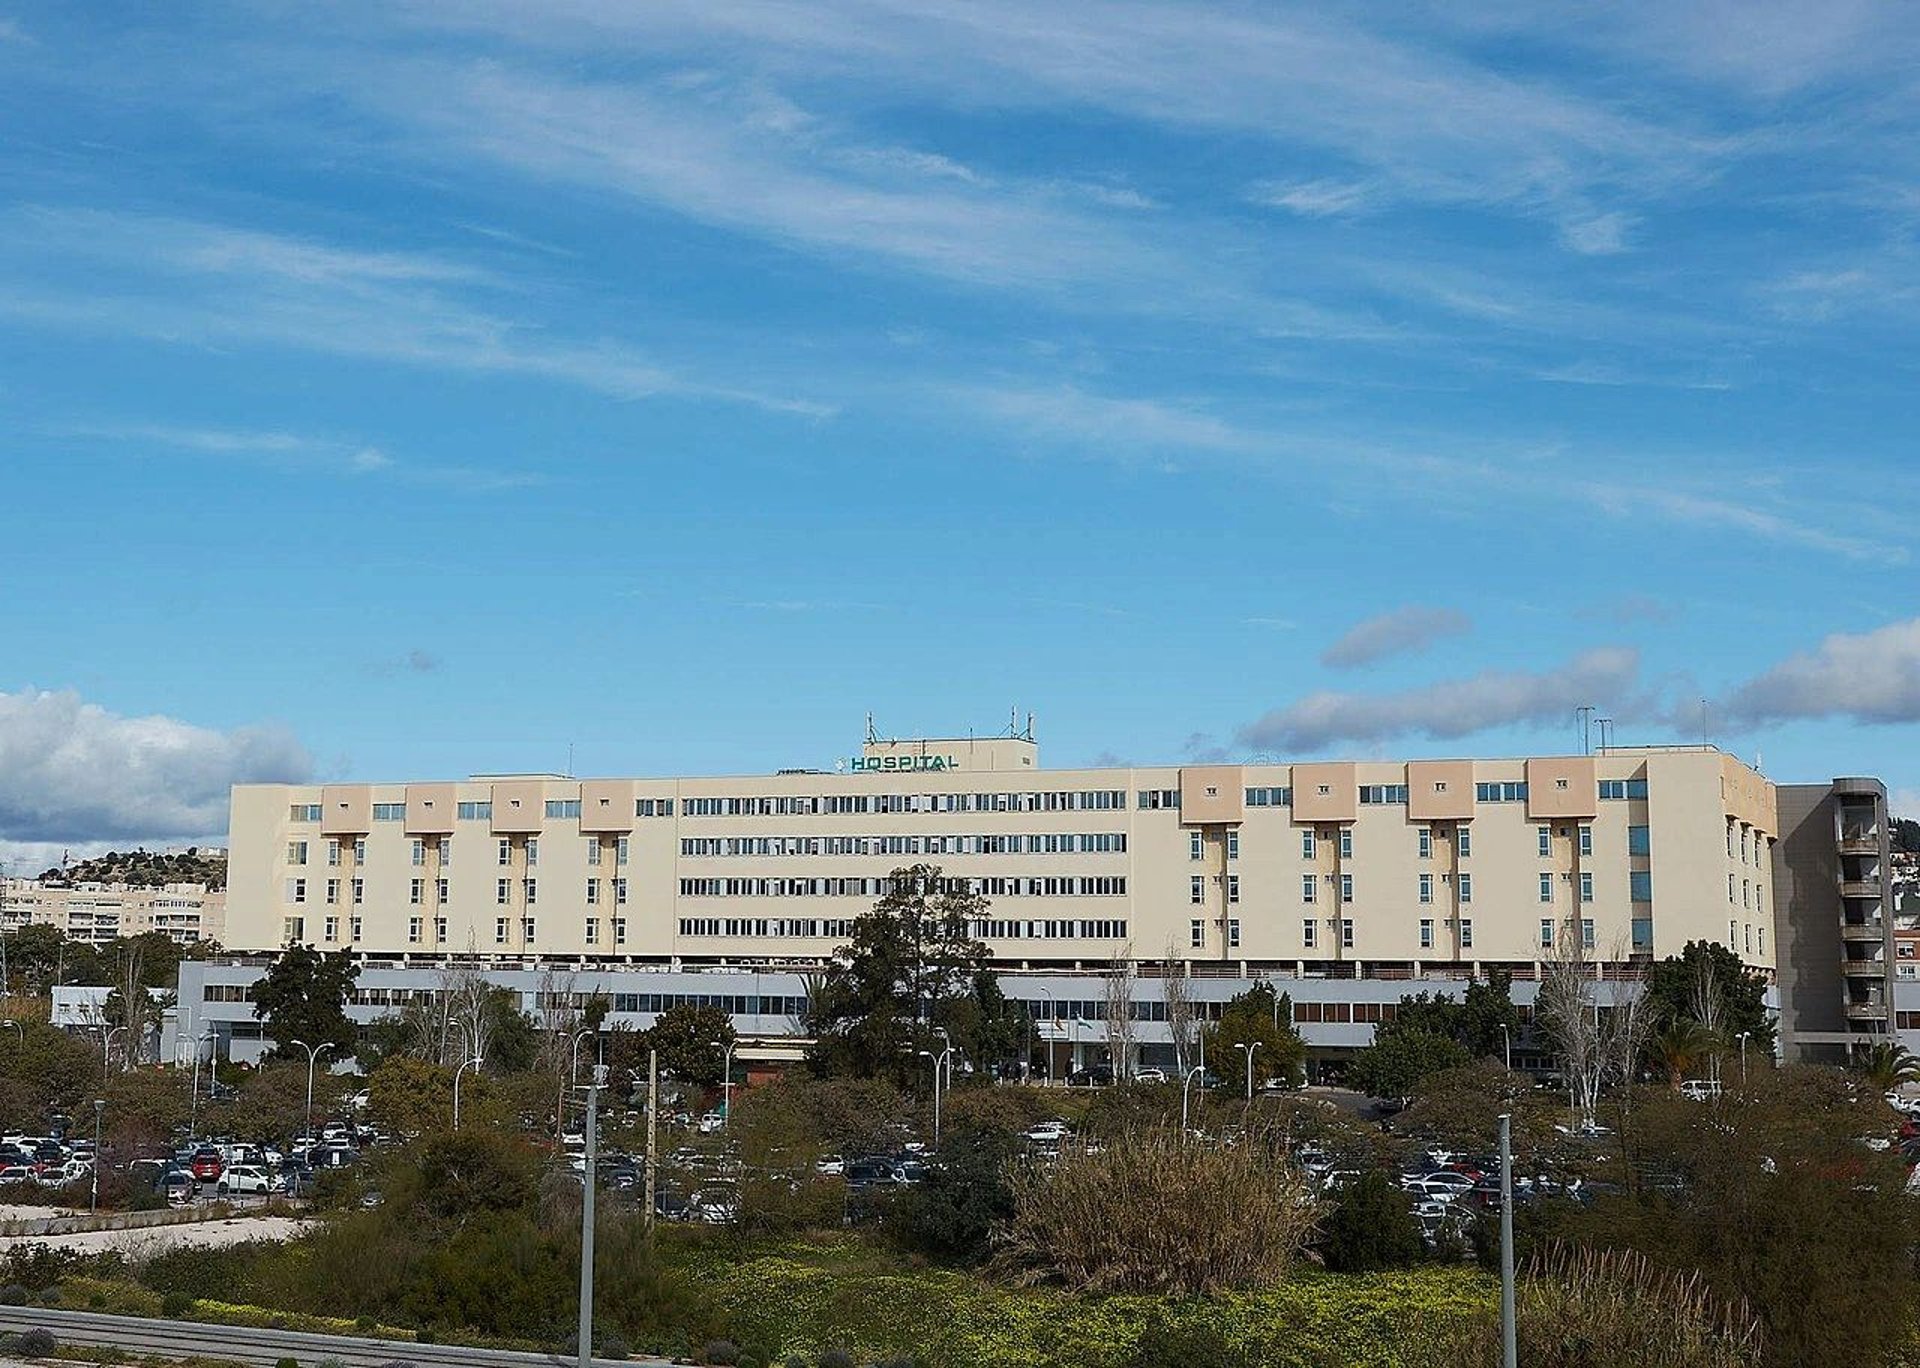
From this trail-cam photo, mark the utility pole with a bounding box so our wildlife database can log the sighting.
[577,1063,605,1368]
[1499,1112,1517,1368]
[643,1048,658,1233]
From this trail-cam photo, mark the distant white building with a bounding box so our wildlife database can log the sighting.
[1,879,226,947]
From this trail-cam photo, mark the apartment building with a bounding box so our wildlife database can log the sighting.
[224,734,1782,981]
[0,879,226,947]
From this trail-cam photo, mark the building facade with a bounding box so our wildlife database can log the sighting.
[1,879,226,947]
[225,736,1780,981]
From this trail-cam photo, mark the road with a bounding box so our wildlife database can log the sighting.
[0,1306,668,1368]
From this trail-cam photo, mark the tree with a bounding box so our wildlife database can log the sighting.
[102,1067,192,1155]
[631,1003,733,1087]
[1162,942,1199,1076]
[1348,1028,1472,1100]
[251,946,359,1060]
[1654,1019,1718,1086]
[366,1055,459,1138]
[1856,1041,1920,1092]
[806,864,996,1087]
[1319,1168,1426,1272]
[891,1119,1021,1264]
[1199,983,1305,1088]
[1644,942,1774,1056]
[1102,950,1137,1079]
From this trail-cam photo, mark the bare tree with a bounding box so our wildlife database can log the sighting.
[1103,947,1137,1080]
[1690,953,1726,1087]
[1537,914,1603,1128]
[1162,939,1197,1077]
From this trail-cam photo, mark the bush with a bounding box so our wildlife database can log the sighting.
[276,1358,299,1368]
[0,1285,28,1306]
[889,1127,1018,1265]
[702,1341,742,1365]
[1129,1315,1248,1368]
[14,1329,56,1357]
[161,1291,194,1318]
[598,1333,630,1361]
[1317,1170,1426,1273]
[998,1128,1320,1294]
[818,1352,854,1368]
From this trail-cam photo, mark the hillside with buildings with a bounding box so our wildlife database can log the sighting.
[36,847,227,890]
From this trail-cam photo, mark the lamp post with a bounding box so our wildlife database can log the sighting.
[1736,1031,1751,1085]
[1181,1066,1204,1134]
[97,1026,126,1083]
[1235,1041,1257,1105]
[1038,987,1055,1086]
[89,1098,105,1212]
[288,1040,332,1142]
[560,1028,594,1137]
[190,1030,212,1139]
[1501,1023,1512,1074]
[453,1053,483,1128]
[709,1039,736,1129]
[917,1049,944,1147]
[1499,1112,1517,1368]
[576,1064,606,1368]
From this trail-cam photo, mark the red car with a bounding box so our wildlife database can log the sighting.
[188,1149,224,1182]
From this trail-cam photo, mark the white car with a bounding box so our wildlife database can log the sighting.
[696,1112,726,1135]
[1024,1121,1070,1144]
[0,1166,34,1184]
[216,1165,278,1196]
[815,1156,845,1176]
[1133,1067,1168,1085]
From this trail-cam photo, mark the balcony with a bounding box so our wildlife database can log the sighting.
[1840,920,1887,941]
[1841,956,1887,976]
[1841,879,1884,900]
[1845,1000,1890,1021]
[1839,832,1881,856]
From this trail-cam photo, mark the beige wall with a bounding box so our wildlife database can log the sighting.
[226,748,1779,976]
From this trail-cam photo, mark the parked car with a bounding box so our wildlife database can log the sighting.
[0,1165,35,1184]
[189,1149,225,1181]
[1679,1079,1721,1102]
[844,1157,906,1189]
[1133,1067,1168,1085]
[1024,1121,1070,1145]
[216,1165,277,1196]
[161,1169,196,1205]
[1066,1064,1115,1087]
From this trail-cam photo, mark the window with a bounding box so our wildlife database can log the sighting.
[498,839,511,866]
[1245,786,1291,806]
[1302,918,1317,948]
[323,915,339,942]
[1745,922,1752,953]
[1539,873,1554,903]
[1727,826,1735,858]
[1419,918,1434,949]
[1599,778,1648,800]
[325,878,340,905]
[283,916,305,942]
[1742,879,1751,909]
[526,838,539,866]
[457,800,491,820]
[495,917,508,944]
[1630,870,1653,903]
[349,916,361,942]
[411,839,426,867]
[1190,919,1204,948]
[522,917,536,941]
[351,877,364,905]
[1190,876,1205,905]
[1226,875,1240,904]
[1226,830,1239,861]
[286,841,308,865]
[436,878,448,902]
[409,878,423,906]
[524,877,538,905]
[289,803,322,822]
[1730,918,1738,946]
[1419,873,1434,904]
[1581,918,1595,949]
[585,918,599,945]
[1358,784,1408,804]
[1458,873,1473,903]
[1627,825,1650,856]
[1540,919,1555,948]
[287,878,308,904]
[586,879,600,906]
[407,917,422,944]
[1477,781,1528,802]
[1138,789,1180,810]
[327,839,341,867]
[1228,919,1241,949]
[1631,918,1653,950]
[1457,827,1472,858]
[546,799,582,818]
[434,915,447,942]
[1302,874,1317,903]
[1301,830,1316,859]
[1339,829,1353,860]
[1459,919,1473,948]
[1340,872,1354,903]
[614,918,628,944]
[1340,919,1354,949]
[1418,828,1432,859]
[1579,825,1593,857]
[615,878,628,905]
[372,802,406,822]
[496,878,511,905]
[1729,873,1737,903]
[1190,831,1204,861]
[587,841,602,867]
[440,837,451,867]
[616,836,630,866]
[1538,826,1552,858]
[353,837,365,864]
[1580,871,1594,903]
[635,798,674,817]
[1757,925,1764,957]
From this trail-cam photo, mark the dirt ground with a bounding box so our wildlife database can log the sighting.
[0,1214,309,1254]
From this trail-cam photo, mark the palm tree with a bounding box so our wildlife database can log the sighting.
[1653,1018,1716,1087]
[1856,1041,1920,1092]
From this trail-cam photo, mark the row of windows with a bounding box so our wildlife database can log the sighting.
[679,832,1128,858]
[676,875,1129,898]
[1245,787,1292,807]
[969,919,1130,940]
[676,918,856,939]
[1358,785,1409,805]
[288,798,676,825]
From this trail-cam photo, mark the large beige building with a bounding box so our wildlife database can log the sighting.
[1,879,226,947]
[224,735,1785,981]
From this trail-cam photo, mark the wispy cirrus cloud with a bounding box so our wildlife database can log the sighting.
[0,207,833,417]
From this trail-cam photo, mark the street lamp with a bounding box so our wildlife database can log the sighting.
[1501,1023,1512,1074]
[709,1039,736,1129]
[190,1030,212,1138]
[1037,988,1056,1086]
[96,1026,126,1083]
[1235,1042,1257,1104]
[288,1040,332,1142]
[560,1028,594,1137]
[89,1099,104,1212]
[1736,1031,1751,1085]
[452,1053,484,1128]
[917,1048,945,1148]
[1181,1066,1205,1134]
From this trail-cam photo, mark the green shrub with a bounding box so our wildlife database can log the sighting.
[1127,1314,1248,1368]
[15,1329,56,1357]
[161,1292,194,1318]
[702,1341,741,1365]
[598,1333,630,1360]
[1317,1170,1426,1273]
[0,1285,29,1306]
[275,1357,298,1368]
[819,1352,854,1368]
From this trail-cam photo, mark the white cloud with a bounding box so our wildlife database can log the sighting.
[1892,789,1920,821]
[1725,618,1920,727]
[1321,606,1472,669]
[0,688,311,847]
[1237,647,1642,752]
[965,384,1262,456]
[1248,178,1376,217]
[1559,211,1635,255]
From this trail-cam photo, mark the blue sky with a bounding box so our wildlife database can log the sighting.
[1,1,1917,862]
